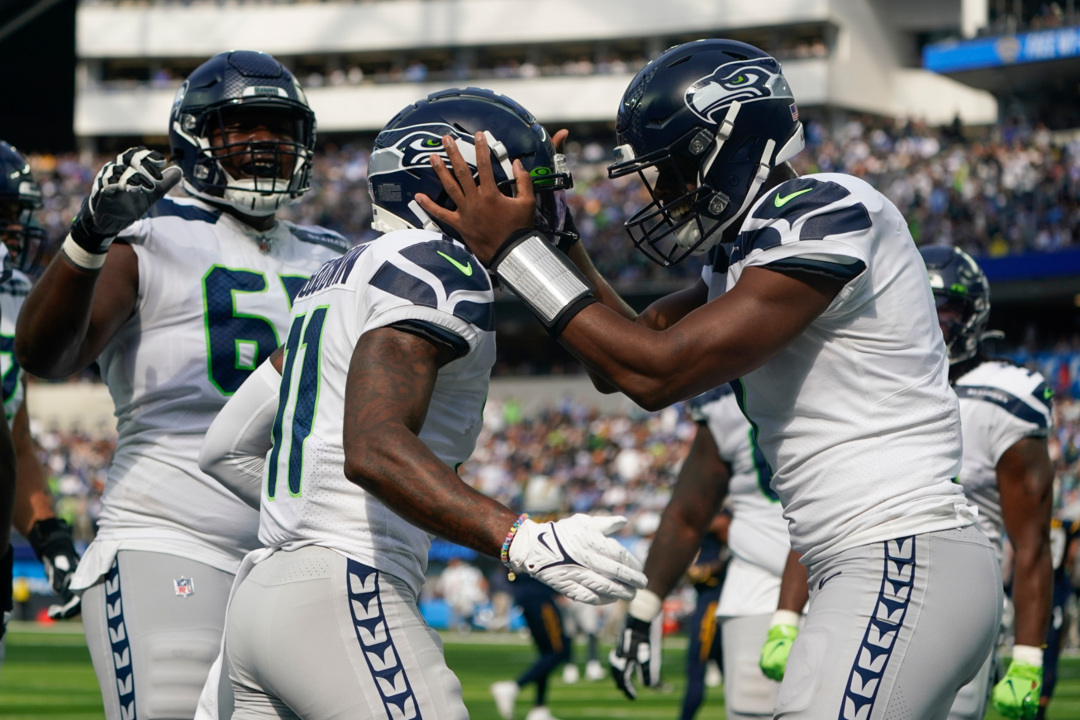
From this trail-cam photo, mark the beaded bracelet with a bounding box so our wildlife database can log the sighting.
[500,513,530,576]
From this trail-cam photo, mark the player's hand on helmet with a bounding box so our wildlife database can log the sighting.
[507,514,646,605]
[609,589,661,700]
[416,132,535,267]
[760,621,799,681]
[27,518,82,619]
[70,147,182,257]
[991,652,1042,719]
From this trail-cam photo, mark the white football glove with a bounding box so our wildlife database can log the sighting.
[507,514,646,604]
[68,146,182,259]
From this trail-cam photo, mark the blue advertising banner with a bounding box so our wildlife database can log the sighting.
[924,27,1080,73]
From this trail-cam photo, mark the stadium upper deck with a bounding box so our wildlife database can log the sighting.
[74,0,996,142]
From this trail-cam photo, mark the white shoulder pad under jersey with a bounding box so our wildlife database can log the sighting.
[954,360,1053,555]
[0,270,31,426]
[259,229,496,597]
[91,196,348,573]
[704,173,969,566]
[689,387,789,577]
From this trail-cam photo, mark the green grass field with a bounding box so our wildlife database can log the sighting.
[2,622,1080,719]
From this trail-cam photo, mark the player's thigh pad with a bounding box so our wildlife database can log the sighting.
[225,545,467,720]
[774,526,1001,720]
[721,613,781,718]
[946,646,993,720]
[81,550,234,720]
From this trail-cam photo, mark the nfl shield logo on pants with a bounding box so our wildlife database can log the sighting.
[174,577,195,598]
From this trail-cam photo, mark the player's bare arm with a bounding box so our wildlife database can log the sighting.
[343,326,523,554]
[11,399,55,534]
[16,146,180,379]
[999,435,1054,648]
[776,549,809,613]
[419,133,841,409]
[15,242,138,379]
[642,421,729,597]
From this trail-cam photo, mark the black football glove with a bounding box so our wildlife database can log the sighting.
[70,146,182,256]
[0,545,13,643]
[609,615,658,700]
[27,518,81,619]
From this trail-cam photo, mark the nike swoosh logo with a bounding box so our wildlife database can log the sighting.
[774,187,813,208]
[437,251,473,276]
[537,531,553,553]
[818,571,841,590]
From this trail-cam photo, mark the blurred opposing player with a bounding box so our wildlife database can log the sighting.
[921,246,1054,720]
[14,51,350,719]
[0,141,82,665]
[195,88,645,720]
[679,511,727,720]
[610,386,791,719]
[1039,515,1079,720]
[423,38,1002,719]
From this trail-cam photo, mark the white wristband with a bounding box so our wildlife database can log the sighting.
[628,588,662,622]
[771,609,802,628]
[61,234,109,270]
[1011,644,1043,668]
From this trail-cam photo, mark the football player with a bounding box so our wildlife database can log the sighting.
[193,87,645,720]
[0,141,82,661]
[609,386,795,720]
[14,52,350,720]
[921,245,1053,720]
[420,39,1003,718]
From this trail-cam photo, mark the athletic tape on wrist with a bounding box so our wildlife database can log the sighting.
[1011,644,1043,668]
[61,234,108,270]
[770,609,801,628]
[628,588,662,622]
[491,230,595,335]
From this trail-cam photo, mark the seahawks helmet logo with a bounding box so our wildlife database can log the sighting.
[684,59,793,123]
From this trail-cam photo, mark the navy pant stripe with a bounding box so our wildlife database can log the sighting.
[838,536,916,720]
[347,558,422,720]
[104,560,137,720]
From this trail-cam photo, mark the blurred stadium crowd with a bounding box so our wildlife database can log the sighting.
[26,113,1080,290]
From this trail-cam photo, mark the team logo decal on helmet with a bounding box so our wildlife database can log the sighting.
[608,40,805,268]
[684,59,793,123]
[368,88,574,246]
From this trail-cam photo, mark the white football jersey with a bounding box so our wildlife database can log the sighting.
[706,173,970,566]
[691,387,791,618]
[86,197,348,577]
[0,269,31,426]
[258,229,496,598]
[954,360,1053,558]
[690,387,789,577]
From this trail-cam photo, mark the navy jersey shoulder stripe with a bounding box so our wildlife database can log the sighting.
[955,384,1050,429]
[729,226,782,266]
[371,262,438,308]
[289,225,350,255]
[766,257,866,282]
[688,385,733,421]
[398,240,491,295]
[147,197,221,224]
[799,203,872,242]
[454,301,495,332]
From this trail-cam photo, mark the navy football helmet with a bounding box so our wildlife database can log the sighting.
[368,87,574,244]
[609,39,805,266]
[169,50,315,217]
[920,244,991,364]
[0,141,46,274]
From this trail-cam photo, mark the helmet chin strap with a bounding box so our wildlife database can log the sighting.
[690,137,777,256]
